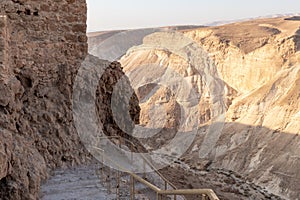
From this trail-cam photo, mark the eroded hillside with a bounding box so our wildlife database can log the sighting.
[113,17,300,199]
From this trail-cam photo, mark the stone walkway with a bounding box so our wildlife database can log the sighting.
[40,164,117,200]
[40,163,159,200]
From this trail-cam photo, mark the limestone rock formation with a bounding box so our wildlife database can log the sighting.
[184,17,300,93]
[106,17,300,199]
[181,17,300,200]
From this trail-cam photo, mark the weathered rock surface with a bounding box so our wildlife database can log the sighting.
[184,17,300,93]
[182,18,300,200]
[0,1,141,200]
[0,1,89,199]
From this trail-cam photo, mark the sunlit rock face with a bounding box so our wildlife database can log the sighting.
[114,17,300,199]
[184,17,300,94]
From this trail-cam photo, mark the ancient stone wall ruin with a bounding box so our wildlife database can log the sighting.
[0,1,141,199]
[0,1,89,199]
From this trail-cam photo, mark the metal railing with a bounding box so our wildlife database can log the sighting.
[92,135,220,200]
[102,136,179,188]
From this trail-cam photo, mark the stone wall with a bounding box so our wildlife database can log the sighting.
[0,1,141,199]
[0,1,89,199]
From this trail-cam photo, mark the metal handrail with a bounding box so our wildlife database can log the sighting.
[91,143,220,200]
[97,135,179,190]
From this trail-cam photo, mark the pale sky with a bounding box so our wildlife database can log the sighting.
[87,0,300,32]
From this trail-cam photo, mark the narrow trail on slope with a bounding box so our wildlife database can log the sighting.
[40,162,173,200]
[40,164,116,200]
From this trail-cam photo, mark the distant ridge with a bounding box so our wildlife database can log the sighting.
[88,14,300,35]
[87,25,204,35]
[205,13,300,26]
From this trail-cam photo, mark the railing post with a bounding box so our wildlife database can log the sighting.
[107,166,111,194]
[118,136,121,148]
[174,195,177,200]
[116,169,120,200]
[130,175,132,200]
[165,180,168,190]
[130,175,135,200]
[143,158,146,179]
[202,194,207,200]
[101,154,104,180]
[132,175,135,199]
[131,143,133,163]
[158,194,162,200]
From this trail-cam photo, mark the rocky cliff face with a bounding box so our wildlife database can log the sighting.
[0,1,88,199]
[184,17,300,93]
[113,17,300,199]
[0,1,141,200]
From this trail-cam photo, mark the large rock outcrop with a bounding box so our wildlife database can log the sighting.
[0,1,141,200]
[0,1,88,199]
